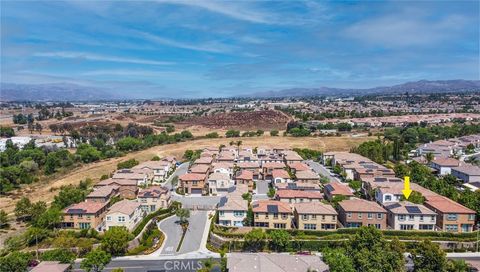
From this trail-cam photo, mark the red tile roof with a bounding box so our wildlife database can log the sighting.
[236,170,253,180]
[252,200,291,213]
[338,198,386,213]
[64,201,107,214]
[425,195,475,214]
[324,182,354,196]
[179,173,206,181]
[272,169,290,179]
[276,189,323,199]
[288,162,310,171]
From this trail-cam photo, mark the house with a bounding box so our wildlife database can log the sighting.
[429,158,461,175]
[105,200,144,231]
[337,198,387,229]
[293,202,337,230]
[237,162,260,179]
[179,173,207,195]
[86,185,119,203]
[323,182,354,201]
[31,261,70,272]
[62,202,108,230]
[295,170,320,183]
[189,164,210,175]
[275,181,321,191]
[217,196,248,227]
[112,169,149,186]
[451,165,480,183]
[194,156,213,165]
[271,169,291,184]
[227,253,329,272]
[385,202,437,231]
[261,162,285,179]
[133,160,172,182]
[283,151,304,164]
[235,170,254,192]
[276,189,323,204]
[95,178,138,199]
[217,152,236,163]
[287,162,310,174]
[137,186,171,212]
[212,162,234,177]
[373,182,437,205]
[252,200,293,229]
[208,172,234,195]
[425,195,476,233]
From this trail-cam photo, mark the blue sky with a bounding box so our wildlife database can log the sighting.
[1,0,479,98]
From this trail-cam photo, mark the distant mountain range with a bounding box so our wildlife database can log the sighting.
[1,80,479,101]
[0,82,122,101]
[247,80,480,98]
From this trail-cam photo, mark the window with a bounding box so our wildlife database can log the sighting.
[358,213,362,219]
[219,211,224,217]
[118,216,126,222]
[408,215,415,221]
[265,213,269,219]
[445,224,458,232]
[430,215,435,221]
[377,213,383,219]
[304,224,317,230]
[347,212,352,218]
[282,213,288,219]
[419,224,434,230]
[302,214,308,220]
[332,215,336,221]
[385,195,392,201]
[447,214,458,221]
[234,211,244,217]
[419,215,424,221]
[78,214,83,218]
[400,224,414,230]
[79,222,91,229]
[106,216,111,221]
[273,213,278,219]
[255,213,259,219]
[367,213,373,219]
[468,214,475,221]
[274,223,286,229]
[311,215,317,220]
[398,215,406,221]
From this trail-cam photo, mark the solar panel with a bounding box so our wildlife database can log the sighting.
[267,205,278,213]
[287,183,297,189]
[376,177,387,182]
[405,206,422,214]
[325,184,333,191]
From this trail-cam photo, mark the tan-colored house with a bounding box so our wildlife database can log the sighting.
[276,189,323,204]
[271,169,291,184]
[235,170,254,192]
[283,151,304,164]
[262,162,285,179]
[252,200,293,229]
[337,198,387,229]
[295,170,320,183]
[194,156,213,165]
[133,160,173,182]
[323,182,354,201]
[95,178,138,199]
[112,169,149,186]
[287,162,310,174]
[179,173,207,195]
[294,202,337,230]
[62,202,108,230]
[86,185,119,203]
[237,162,261,179]
[425,195,476,233]
[189,164,210,175]
[105,200,144,231]
[137,186,171,213]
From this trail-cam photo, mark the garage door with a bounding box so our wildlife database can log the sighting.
[191,188,202,195]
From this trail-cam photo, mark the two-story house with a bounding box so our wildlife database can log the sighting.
[137,186,171,213]
[179,173,207,195]
[384,201,437,231]
[235,170,254,192]
[276,189,323,204]
[217,196,248,227]
[252,200,292,229]
[62,202,109,230]
[208,172,234,195]
[293,202,337,230]
[337,198,387,229]
[86,185,119,203]
[425,195,476,233]
[105,200,144,231]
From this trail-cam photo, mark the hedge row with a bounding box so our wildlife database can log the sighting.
[132,201,181,237]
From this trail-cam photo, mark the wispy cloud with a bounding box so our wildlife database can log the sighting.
[33,51,173,65]
[156,0,273,24]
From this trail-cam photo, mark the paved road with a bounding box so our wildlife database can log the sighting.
[99,257,222,272]
[306,160,340,182]
[173,195,222,209]
[255,180,269,195]
[156,211,209,256]
[164,162,189,191]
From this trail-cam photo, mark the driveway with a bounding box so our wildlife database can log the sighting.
[155,211,209,256]
[306,160,340,182]
[255,180,269,195]
[173,195,222,210]
[164,162,189,191]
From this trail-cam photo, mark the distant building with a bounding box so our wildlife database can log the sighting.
[429,158,461,176]
[451,165,480,183]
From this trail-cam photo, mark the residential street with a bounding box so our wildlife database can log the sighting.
[306,160,341,182]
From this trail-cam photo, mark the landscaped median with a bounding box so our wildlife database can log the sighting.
[209,224,480,253]
[127,201,181,255]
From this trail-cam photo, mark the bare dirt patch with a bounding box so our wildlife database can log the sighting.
[178,110,291,130]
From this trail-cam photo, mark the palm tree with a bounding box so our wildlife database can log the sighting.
[176,208,190,231]
[425,152,434,163]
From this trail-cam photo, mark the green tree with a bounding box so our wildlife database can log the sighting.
[102,227,131,256]
[14,197,32,221]
[323,248,355,272]
[0,209,9,228]
[225,130,240,138]
[425,152,434,163]
[80,249,111,272]
[53,185,87,209]
[205,132,219,138]
[40,248,76,264]
[33,207,62,229]
[405,191,425,204]
[176,208,190,224]
[244,228,266,251]
[268,230,290,251]
[76,144,102,163]
[0,251,31,272]
[267,187,276,198]
[411,240,448,272]
[117,159,139,169]
[270,130,279,136]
